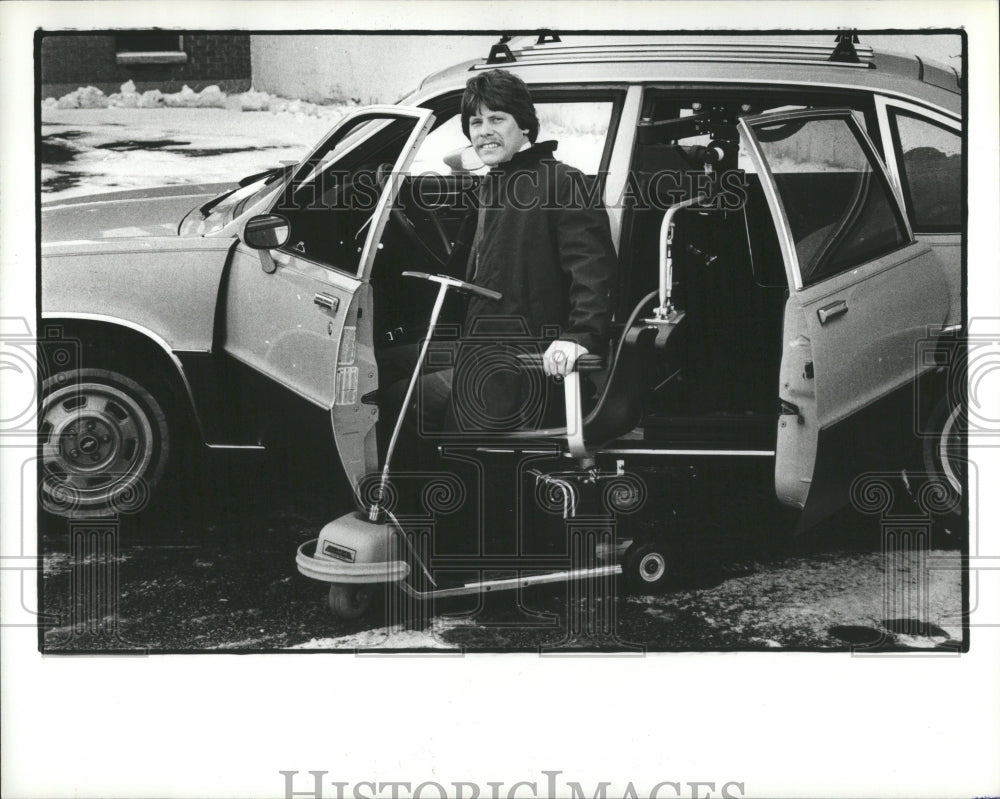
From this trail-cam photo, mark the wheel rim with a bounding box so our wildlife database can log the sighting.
[40,379,157,510]
[638,551,667,583]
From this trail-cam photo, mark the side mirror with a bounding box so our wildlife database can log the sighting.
[243,214,290,250]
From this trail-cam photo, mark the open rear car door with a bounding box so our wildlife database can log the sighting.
[738,108,950,528]
[223,106,434,497]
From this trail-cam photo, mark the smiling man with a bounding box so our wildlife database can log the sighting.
[382,68,618,449]
[459,69,618,385]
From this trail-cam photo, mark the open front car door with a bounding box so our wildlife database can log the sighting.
[223,105,434,497]
[738,108,950,529]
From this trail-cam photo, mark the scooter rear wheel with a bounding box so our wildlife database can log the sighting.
[622,541,675,594]
[327,584,376,620]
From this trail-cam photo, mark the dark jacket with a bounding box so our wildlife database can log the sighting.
[463,141,618,356]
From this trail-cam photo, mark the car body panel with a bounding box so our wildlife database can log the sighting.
[42,236,237,353]
[42,183,233,241]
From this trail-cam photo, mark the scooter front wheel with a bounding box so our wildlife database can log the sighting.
[327,583,377,620]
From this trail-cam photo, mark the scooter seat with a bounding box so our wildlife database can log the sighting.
[490,291,662,454]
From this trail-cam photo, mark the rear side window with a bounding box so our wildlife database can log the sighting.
[755,116,909,287]
[889,111,962,233]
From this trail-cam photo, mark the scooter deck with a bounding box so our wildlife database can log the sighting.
[399,564,622,600]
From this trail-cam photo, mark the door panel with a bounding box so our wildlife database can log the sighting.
[221,106,433,492]
[740,108,950,524]
[223,251,359,408]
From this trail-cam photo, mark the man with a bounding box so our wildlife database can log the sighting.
[385,68,618,442]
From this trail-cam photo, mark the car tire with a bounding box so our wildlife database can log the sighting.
[39,368,171,518]
[921,398,964,516]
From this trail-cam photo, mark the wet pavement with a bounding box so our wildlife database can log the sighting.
[38,449,966,654]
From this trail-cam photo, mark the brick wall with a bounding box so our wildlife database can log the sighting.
[40,33,251,99]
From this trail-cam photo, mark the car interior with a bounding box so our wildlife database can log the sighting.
[352,89,877,458]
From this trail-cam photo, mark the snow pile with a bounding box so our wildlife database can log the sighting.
[238,88,272,111]
[43,82,355,120]
[48,86,110,110]
[163,84,228,108]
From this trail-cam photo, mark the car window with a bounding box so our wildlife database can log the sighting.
[753,115,909,287]
[888,111,961,233]
[273,115,420,273]
[408,100,615,176]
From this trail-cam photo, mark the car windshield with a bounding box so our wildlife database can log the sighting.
[193,118,386,234]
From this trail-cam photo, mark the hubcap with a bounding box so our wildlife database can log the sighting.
[639,552,667,583]
[40,379,156,509]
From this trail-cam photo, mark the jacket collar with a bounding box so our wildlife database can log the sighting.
[488,140,559,174]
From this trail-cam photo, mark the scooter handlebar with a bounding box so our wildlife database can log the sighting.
[401,271,502,303]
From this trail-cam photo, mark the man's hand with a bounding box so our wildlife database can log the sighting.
[543,340,588,378]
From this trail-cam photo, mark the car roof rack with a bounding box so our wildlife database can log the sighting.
[474,34,875,70]
[485,32,562,64]
[830,32,862,63]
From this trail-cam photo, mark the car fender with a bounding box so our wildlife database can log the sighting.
[41,236,238,353]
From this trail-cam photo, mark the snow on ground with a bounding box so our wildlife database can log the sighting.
[291,617,471,650]
[41,85,355,201]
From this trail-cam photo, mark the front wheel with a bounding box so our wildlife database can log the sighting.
[921,399,964,516]
[327,584,377,620]
[39,368,171,517]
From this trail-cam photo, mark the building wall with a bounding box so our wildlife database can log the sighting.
[249,35,494,104]
[40,33,252,99]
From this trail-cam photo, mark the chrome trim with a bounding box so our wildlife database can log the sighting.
[739,107,916,290]
[474,448,555,455]
[599,449,776,456]
[477,447,776,457]
[817,299,849,325]
[355,108,435,281]
[875,95,962,212]
[738,116,800,290]
[313,292,340,311]
[473,56,874,71]
[513,38,876,58]
[876,96,961,130]
[40,311,210,442]
[850,111,915,242]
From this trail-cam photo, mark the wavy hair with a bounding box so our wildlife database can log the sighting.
[460,69,539,143]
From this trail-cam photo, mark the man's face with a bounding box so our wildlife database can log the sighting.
[468,104,529,167]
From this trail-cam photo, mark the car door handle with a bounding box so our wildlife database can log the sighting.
[817,300,848,325]
[313,293,340,312]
